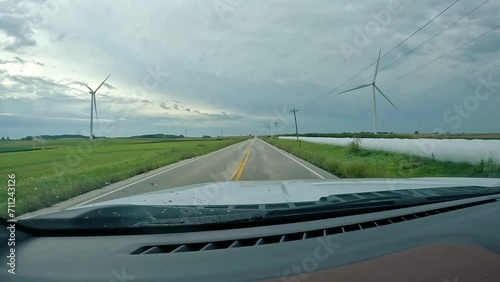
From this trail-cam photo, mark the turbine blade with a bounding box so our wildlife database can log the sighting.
[336,83,372,96]
[94,74,111,93]
[374,84,399,111]
[93,94,98,121]
[82,83,93,93]
[373,49,381,82]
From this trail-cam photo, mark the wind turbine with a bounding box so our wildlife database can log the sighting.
[337,49,398,134]
[82,74,111,140]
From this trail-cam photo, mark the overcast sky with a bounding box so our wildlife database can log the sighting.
[1,0,499,139]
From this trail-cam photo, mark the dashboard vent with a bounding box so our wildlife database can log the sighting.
[131,200,490,255]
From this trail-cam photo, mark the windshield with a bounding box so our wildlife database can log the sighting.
[1,0,500,229]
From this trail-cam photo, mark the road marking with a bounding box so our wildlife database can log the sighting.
[229,138,256,181]
[230,162,242,180]
[72,140,251,208]
[235,149,252,181]
[261,139,326,179]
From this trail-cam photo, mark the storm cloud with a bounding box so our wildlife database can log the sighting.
[1,0,499,138]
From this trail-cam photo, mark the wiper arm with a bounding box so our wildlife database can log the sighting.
[16,186,500,234]
[264,187,500,219]
[134,210,264,227]
[140,191,498,227]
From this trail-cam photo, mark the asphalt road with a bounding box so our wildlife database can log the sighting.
[69,138,338,207]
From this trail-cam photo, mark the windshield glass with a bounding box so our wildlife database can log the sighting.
[1,0,499,227]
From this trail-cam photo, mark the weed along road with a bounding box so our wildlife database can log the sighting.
[70,138,338,207]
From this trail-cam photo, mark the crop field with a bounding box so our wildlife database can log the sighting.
[0,137,245,217]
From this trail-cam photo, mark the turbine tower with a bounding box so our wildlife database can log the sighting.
[337,49,399,134]
[83,74,111,140]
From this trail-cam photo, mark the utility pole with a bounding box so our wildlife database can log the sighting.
[220,128,223,137]
[267,125,271,136]
[274,122,278,136]
[290,108,299,141]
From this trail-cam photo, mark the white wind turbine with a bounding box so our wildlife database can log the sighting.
[337,49,399,134]
[82,74,111,140]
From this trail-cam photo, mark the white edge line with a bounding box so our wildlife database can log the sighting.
[72,140,250,208]
[260,139,326,179]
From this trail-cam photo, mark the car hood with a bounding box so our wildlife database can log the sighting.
[75,177,500,209]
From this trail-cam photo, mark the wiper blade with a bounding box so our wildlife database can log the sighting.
[264,186,500,219]
[134,211,264,227]
[16,186,500,234]
[140,188,500,227]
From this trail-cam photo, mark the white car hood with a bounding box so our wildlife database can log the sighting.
[76,177,500,209]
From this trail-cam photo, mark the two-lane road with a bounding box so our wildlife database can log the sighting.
[20,138,338,217]
[73,138,337,207]
[238,138,331,181]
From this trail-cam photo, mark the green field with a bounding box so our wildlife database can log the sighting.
[0,138,245,217]
[265,137,500,179]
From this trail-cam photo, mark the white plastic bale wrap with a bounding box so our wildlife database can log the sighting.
[279,136,500,165]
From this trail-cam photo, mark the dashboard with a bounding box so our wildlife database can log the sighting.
[1,195,500,282]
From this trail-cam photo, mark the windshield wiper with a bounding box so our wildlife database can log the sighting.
[263,193,493,220]
[138,186,500,227]
[262,186,500,219]
[15,186,500,234]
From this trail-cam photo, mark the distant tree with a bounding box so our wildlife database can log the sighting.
[202,135,211,138]
[414,131,419,134]
[0,137,4,141]
[6,137,10,140]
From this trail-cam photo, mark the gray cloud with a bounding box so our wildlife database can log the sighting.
[1,0,500,138]
[0,1,38,51]
[103,82,116,90]
[51,31,66,43]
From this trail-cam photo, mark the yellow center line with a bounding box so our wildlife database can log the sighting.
[229,162,242,180]
[229,139,255,181]
[234,148,251,181]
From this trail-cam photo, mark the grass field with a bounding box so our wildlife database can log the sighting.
[266,137,500,179]
[0,138,209,153]
[0,137,245,217]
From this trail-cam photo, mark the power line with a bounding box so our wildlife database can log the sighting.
[328,23,498,110]
[383,0,489,72]
[317,0,459,101]
[358,0,490,83]
[382,0,459,59]
[381,24,500,88]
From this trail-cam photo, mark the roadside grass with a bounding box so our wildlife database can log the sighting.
[0,138,245,217]
[265,137,500,179]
